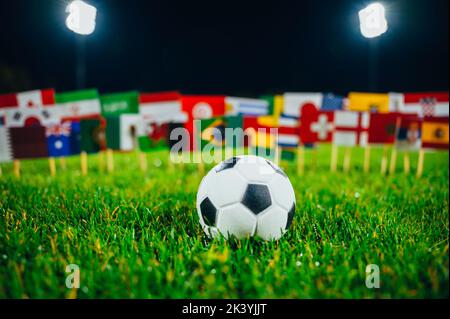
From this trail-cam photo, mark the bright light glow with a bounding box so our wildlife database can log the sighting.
[65,0,97,35]
[359,3,388,38]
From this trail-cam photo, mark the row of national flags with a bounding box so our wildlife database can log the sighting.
[0,89,448,164]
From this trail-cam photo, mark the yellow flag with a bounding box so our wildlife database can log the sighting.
[348,92,390,113]
[422,121,449,147]
[258,95,284,127]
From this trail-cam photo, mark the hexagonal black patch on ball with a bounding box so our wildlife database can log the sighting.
[286,203,295,228]
[215,157,240,172]
[266,160,287,178]
[200,197,217,226]
[242,184,272,215]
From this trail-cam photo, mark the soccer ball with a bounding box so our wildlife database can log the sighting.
[196,155,296,241]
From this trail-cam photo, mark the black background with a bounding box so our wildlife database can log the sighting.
[0,0,448,95]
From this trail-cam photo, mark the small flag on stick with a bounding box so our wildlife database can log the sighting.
[106,149,114,173]
[403,152,410,174]
[59,157,67,171]
[343,147,352,173]
[49,157,56,176]
[80,151,88,175]
[330,144,338,172]
[389,116,402,175]
[297,145,304,175]
[139,151,147,172]
[363,145,371,173]
[416,149,425,178]
[13,159,20,178]
[381,145,388,175]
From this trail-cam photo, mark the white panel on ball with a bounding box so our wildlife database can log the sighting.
[268,174,296,211]
[256,206,289,241]
[235,155,277,183]
[216,204,257,239]
[208,169,247,207]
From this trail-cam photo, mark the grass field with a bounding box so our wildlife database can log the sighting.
[0,145,448,298]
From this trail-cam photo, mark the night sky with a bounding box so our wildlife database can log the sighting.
[0,0,448,96]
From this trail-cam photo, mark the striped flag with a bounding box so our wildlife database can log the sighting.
[0,127,12,162]
[278,114,299,148]
[225,97,270,117]
[139,91,186,124]
[106,114,142,151]
[56,89,102,121]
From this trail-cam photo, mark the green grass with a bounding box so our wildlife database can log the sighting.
[0,145,448,298]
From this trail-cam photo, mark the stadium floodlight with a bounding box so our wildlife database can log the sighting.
[65,0,97,35]
[359,2,388,38]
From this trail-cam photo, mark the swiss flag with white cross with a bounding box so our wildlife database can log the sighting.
[299,108,334,144]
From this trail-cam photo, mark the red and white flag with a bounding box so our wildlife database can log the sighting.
[283,93,323,118]
[4,106,61,128]
[399,92,449,118]
[139,91,186,124]
[299,109,334,144]
[278,115,300,148]
[0,89,55,125]
[332,111,369,147]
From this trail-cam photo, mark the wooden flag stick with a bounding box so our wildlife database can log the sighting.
[168,151,174,170]
[311,147,318,171]
[0,164,2,177]
[97,151,105,173]
[49,157,56,177]
[403,152,410,174]
[330,144,338,172]
[196,151,205,175]
[274,146,281,166]
[178,152,185,170]
[389,116,401,176]
[59,157,67,171]
[389,147,398,175]
[139,151,147,172]
[416,149,425,178]
[363,145,371,173]
[343,147,351,173]
[380,145,388,175]
[297,145,304,175]
[80,151,88,176]
[13,160,20,178]
[106,149,114,173]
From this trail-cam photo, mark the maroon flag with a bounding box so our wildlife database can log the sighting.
[368,113,401,144]
[10,126,49,159]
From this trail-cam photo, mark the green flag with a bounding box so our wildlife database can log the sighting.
[80,119,105,153]
[55,89,101,119]
[100,91,139,116]
[138,122,172,152]
[106,114,141,151]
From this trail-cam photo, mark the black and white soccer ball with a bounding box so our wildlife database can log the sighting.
[196,155,296,241]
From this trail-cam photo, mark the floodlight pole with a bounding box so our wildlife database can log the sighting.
[76,35,87,89]
[368,38,379,92]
